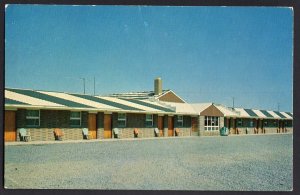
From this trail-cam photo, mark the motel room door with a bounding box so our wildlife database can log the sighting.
[158,116,164,137]
[5,111,17,142]
[88,113,97,139]
[168,116,174,136]
[191,117,197,133]
[104,114,112,139]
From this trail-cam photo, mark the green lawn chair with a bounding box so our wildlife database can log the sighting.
[19,128,31,142]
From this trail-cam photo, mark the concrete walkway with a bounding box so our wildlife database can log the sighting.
[5,132,292,146]
[4,135,193,146]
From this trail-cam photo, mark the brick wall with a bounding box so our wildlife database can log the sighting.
[201,130,220,136]
[198,116,204,136]
[16,109,88,129]
[16,109,88,141]
[16,128,84,141]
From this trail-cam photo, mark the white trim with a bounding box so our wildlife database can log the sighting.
[204,116,220,131]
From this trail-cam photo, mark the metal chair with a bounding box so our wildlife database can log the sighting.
[113,128,121,139]
[53,128,64,141]
[82,128,92,139]
[19,128,31,142]
[154,128,159,137]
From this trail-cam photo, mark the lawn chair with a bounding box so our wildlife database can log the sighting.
[113,128,121,139]
[134,128,142,138]
[82,128,92,140]
[19,128,31,142]
[154,128,159,137]
[175,128,182,136]
[53,128,64,141]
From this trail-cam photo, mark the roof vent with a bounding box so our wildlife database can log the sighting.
[154,77,162,95]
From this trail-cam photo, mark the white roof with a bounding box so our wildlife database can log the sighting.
[215,105,239,117]
[98,96,166,113]
[5,90,65,108]
[163,102,198,115]
[252,109,267,118]
[268,111,281,119]
[280,112,293,119]
[40,91,120,110]
[190,103,212,113]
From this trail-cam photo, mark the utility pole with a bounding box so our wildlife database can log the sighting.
[93,76,96,95]
[277,103,280,112]
[80,78,86,94]
[232,97,235,108]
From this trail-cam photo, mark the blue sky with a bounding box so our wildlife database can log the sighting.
[5,5,293,111]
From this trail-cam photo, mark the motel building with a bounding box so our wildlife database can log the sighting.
[4,78,293,142]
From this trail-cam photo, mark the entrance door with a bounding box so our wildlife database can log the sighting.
[88,113,97,139]
[158,116,164,136]
[104,114,112,139]
[5,111,17,142]
[168,116,174,136]
[256,120,259,134]
[191,117,197,132]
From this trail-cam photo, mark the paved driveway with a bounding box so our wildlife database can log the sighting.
[4,134,293,191]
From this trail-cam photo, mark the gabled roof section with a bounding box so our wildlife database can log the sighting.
[200,104,224,117]
[157,90,186,103]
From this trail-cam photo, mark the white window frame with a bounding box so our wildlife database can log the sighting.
[70,111,81,127]
[118,113,126,127]
[204,116,219,131]
[26,109,40,127]
[177,115,183,127]
[145,114,153,127]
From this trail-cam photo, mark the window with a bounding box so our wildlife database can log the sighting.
[26,110,40,127]
[118,113,126,127]
[237,119,243,127]
[70,111,81,127]
[145,114,153,127]
[250,120,254,127]
[177,115,183,127]
[273,120,277,127]
[204,116,219,131]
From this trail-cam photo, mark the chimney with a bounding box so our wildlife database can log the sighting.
[154,77,162,95]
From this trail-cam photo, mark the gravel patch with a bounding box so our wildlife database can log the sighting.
[4,134,293,191]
